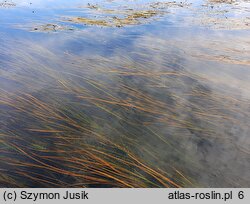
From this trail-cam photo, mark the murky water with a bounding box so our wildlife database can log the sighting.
[0,0,250,187]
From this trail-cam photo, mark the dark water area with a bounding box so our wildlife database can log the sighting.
[0,0,250,187]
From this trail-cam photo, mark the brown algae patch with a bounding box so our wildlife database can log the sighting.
[13,22,75,33]
[196,16,250,30]
[68,17,110,26]
[126,10,159,19]
[66,10,161,27]
[15,1,191,31]
[208,0,236,4]
[150,1,191,9]
[65,1,193,27]
[67,1,186,27]
[188,0,250,30]
[32,24,74,32]
[76,1,249,30]
[113,10,160,27]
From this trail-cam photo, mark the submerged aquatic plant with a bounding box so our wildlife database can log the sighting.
[1,0,250,188]
[1,32,249,187]
[0,39,196,187]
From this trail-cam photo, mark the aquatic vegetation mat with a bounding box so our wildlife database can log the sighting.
[0,0,250,188]
[0,1,16,8]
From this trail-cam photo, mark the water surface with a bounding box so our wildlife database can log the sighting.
[0,0,250,187]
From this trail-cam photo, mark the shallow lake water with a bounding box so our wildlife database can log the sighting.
[0,0,250,187]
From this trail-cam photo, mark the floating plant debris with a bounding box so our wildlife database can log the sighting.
[32,24,74,32]
[0,0,16,8]
[68,17,110,26]
[66,9,162,27]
